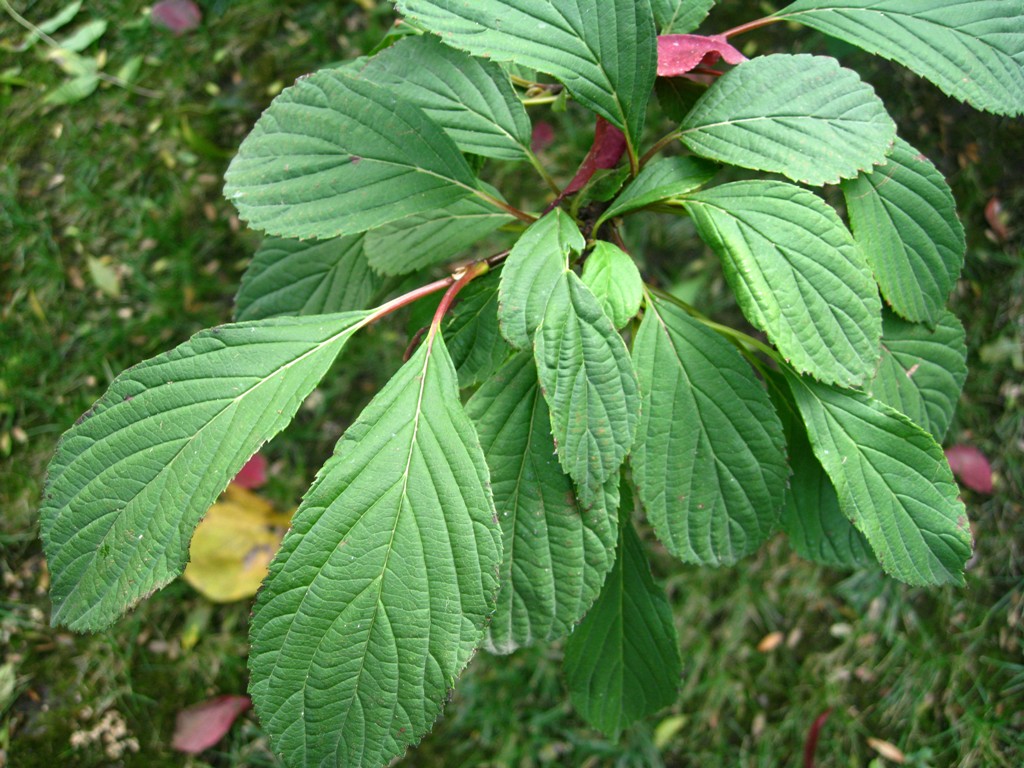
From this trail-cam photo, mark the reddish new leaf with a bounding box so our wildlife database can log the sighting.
[233,452,268,489]
[531,121,556,153]
[945,444,994,493]
[172,695,251,753]
[657,34,746,77]
[562,117,627,196]
[151,0,202,35]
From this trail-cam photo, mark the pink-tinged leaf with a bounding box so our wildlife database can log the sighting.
[657,34,746,77]
[562,117,627,196]
[985,197,1009,242]
[172,695,251,754]
[151,0,202,35]
[945,444,994,494]
[531,121,556,153]
[233,452,268,489]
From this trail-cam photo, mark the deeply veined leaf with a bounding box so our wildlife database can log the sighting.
[442,270,512,388]
[680,54,896,185]
[564,514,681,738]
[581,242,644,329]
[777,0,1024,117]
[784,368,972,586]
[235,235,382,321]
[395,0,658,158]
[631,295,787,566]
[498,209,584,349]
[683,180,882,387]
[535,272,641,508]
[467,352,617,654]
[364,192,513,276]
[249,334,501,768]
[868,309,967,441]
[40,311,370,631]
[651,0,716,33]
[596,155,718,228]
[356,33,533,160]
[768,376,874,569]
[223,69,482,240]
[842,137,965,325]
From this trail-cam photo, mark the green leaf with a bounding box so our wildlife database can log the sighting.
[776,0,1024,117]
[768,376,874,569]
[40,312,370,631]
[680,54,896,185]
[442,270,512,388]
[581,242,643,329]
[249,334,501,768]
[42,73,98,105]
[20,1,82,49]
[597,155,718,228]
[498,209,585,349]
[564,515,681,738]
[535,272,641,508]
[651,0,716,33]
[842,137,965,325]
[467,352,617,654]
[56,19,107,52]
[683,180,882,387]
[631,295,787,565]
[235,235,382,321]
[357,34,533,160]
[396,0,658,157]
[223,69,481,240]
[868,309,967,441]
[364,192,513,276]
[784,368,972,586]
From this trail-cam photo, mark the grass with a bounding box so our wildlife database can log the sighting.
[2,2,1022,767]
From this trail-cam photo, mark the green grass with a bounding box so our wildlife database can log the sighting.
[2,2,1023,767]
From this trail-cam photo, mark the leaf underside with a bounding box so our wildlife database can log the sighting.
[41,312,369,631]
[249,334,501,768]
[777,0,1024,117]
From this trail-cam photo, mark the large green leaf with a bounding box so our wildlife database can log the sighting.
[631,295,787,566]
[223,69,481,240]
[40,312,370,631]
[680,54,896,185]
[235,235,382,321]
[249,334,501,768]
[784,369,972,586]
[441,270,512,388]
[596,155,718,229]
[842,137,965,325]
[357,33,533,160]
[581,242,643,329]
[467,352,617,654]
[651,0,716,33]
[777,0,1024,117]
[395,0,658,157]
[868,309,967,440]
[683,180,882,387]
[364,192,513,276]
[534,272,641,508]
[498,209,584,349]
[769,376,874,569]
[564,515,681,738]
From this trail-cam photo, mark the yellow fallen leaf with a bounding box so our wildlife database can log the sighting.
[183,484,293,603]
[867,737,906,763]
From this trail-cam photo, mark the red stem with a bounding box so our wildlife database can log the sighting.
[362,276,454,327]
[722,15,783,39]
[803,708,833,768]
[430,260,490,332]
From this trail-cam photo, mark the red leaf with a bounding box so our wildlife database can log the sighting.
[945,444,994,494]
[562,117,627,196]
[803,708,832,768]
[233,453,268,489]
[657,34,746,77]
[151,0,202,35]
[531,121,556,153]
[172,695,251,754]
